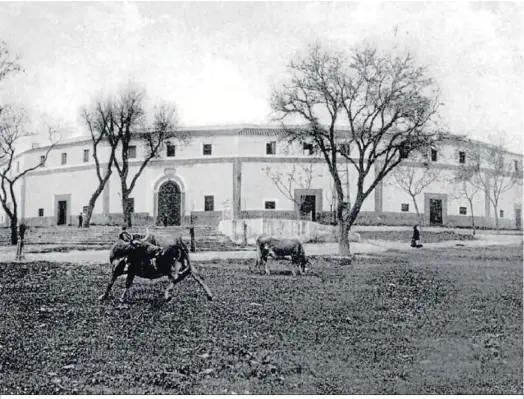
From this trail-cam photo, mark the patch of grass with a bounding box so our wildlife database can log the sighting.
[358,230,476,243]
[0,245,521,394]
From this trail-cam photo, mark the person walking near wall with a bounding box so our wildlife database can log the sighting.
[411,225,423,248]
[78,212,83,228]
[16,222,26,261]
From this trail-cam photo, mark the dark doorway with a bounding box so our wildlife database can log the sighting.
[57,200,68,225]
[157,181,181,226]
[300,195,317,221]
[429,198,443,226]
[516,208,522,230]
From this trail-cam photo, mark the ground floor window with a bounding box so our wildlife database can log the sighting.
[459,207,467,215]
[38,208,44,217]
[401,203,409,212]
[205,196,214,211]
[500,209,504,218]
[265,201,276,210]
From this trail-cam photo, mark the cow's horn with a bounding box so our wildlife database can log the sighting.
[122,231,133,242]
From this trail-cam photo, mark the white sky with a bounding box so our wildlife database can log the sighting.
[0,1,522,152]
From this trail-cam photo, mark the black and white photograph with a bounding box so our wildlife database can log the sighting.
[0,1,522,395]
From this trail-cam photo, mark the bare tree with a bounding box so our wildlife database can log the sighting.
[468,136,521,233]
[390,153,440,224]
[81,100,122,227]
[447,162,481,235]
[0,106,60,244]
[263,158,321,220]
[272,44,443,255]
[99,87,182,227]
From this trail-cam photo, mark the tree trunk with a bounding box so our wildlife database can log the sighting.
[411,195,423,226]
[10,216,18,246]
[468,198,475,236]
[84,191,102,228]
[121,187,132,228]
[338,221,350,256]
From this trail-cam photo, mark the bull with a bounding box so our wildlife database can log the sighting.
[99,230,213,303]
[252,235,310,276]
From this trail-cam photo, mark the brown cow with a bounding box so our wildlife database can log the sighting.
[252,235,310,276]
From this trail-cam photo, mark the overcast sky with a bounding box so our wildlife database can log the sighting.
[0,1,522,151]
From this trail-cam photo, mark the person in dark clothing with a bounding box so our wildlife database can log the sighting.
[411,225,423,248]
[16,222,27,261]
[163,214,168,227]
[78,212,83,228]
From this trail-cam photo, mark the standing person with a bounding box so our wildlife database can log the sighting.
[78,212,83,228]
[411,225,422,248]
[16,222,26,261]
[163,213,168,227]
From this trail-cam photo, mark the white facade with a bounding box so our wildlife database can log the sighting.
[1,126,522,229]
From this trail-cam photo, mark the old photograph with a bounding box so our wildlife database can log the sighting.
[0,1,522,395]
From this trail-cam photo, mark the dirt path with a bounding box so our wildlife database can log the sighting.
[1,234,521,264]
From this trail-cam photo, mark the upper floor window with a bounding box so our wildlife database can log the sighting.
[61,153,67,165]
[128,146,137,159]
[166,143,176,157]
[430,149,438,162]
[303,142,314,156]
[266,141,276,155]
[40,155,46,167]
[204,195,214,211]
[459,151,466,164]
[265,201,276,210]
[203,144,212,156]
[83,149,89,163]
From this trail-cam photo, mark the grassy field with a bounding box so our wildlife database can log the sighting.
[0,245,522,394]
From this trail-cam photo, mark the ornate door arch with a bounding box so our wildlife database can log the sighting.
[157,180,181,226]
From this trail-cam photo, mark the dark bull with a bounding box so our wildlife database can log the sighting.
[252,235,310,276]
[99,231,213,302]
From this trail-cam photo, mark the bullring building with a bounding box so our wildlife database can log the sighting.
[2,125,523,230]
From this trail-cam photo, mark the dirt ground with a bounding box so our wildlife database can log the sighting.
[0,245,522,394]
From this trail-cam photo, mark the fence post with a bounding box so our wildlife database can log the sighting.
[242,221,247,246]
[189,227,196,253]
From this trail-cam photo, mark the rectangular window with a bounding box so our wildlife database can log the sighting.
[204,195,214,211]
[61,152,67,165]
[515,160,520,171]
[500,209,504,218]
[38,208,44,217]
[203,144,212,155]
[401,203,409,212]
[431,149,438,162]
[40,155,46,167]
[166,144,176,157]
[264,201,276,210]
[459,207,467,215]
[128,145,137,159]
[303,142,314,156]
[83,149,89,162]
[266,141,276,155]
[128,198,135,213]
[459,151,466,164]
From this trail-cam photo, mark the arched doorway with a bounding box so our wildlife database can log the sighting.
[157,181,181,226]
